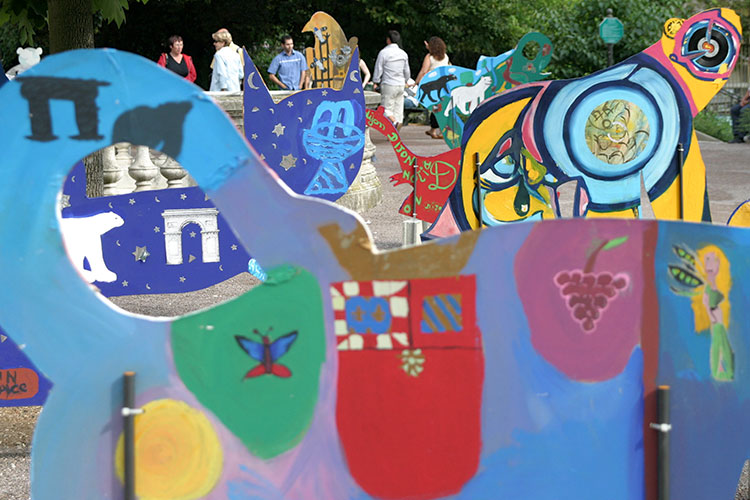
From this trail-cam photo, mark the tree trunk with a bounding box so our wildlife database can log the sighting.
[48,0,102,197]
[84,150,104,198]
[48,0,95,53]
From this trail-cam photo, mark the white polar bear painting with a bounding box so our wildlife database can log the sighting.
[60,211,124,283]
[443,75,493,117]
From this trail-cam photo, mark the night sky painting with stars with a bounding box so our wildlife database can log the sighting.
[60,161,251,297]
[243,47,365,202]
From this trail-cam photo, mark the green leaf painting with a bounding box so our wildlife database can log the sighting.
[603,236,629,251]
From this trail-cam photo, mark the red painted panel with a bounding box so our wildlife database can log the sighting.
[337,349,483,499]
[335,276,483,499]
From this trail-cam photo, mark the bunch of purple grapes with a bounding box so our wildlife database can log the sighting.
[554,270,629,332]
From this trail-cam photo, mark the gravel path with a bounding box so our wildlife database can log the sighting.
[2,126,749,499]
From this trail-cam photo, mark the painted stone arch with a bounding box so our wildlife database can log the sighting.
[161,208,220,265]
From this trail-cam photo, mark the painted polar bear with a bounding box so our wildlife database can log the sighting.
[443,76,492,117]
[60,211,124,283]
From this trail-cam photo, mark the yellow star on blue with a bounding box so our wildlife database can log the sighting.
[280,154,297,170]
[272,123,286,137]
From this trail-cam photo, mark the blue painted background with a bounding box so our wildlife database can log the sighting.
[657,222,750,499]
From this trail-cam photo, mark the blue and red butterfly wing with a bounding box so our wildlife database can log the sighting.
[270,364,292,377]
[268,331,298,362]
[235,335,265,362]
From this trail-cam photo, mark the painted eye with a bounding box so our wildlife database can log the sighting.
[683,23,733,71]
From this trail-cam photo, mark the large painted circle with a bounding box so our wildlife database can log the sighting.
[543,63,683,208]
[565,86,661,180]
[584,99,651,166]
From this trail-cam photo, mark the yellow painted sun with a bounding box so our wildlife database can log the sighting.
[114,398,223,500]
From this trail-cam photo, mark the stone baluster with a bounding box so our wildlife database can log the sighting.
[159,154,189,188]
[336,121,383,212]
[129,145,158,191]
[102,144,126,195]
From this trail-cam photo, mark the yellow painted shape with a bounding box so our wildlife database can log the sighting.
[461,97,532,228]
[115,399,223,500]
[660,9,741,113]
[728,202,750,227]
[650,130,705,221]
[302,12,358,90]
[669,61,727,113]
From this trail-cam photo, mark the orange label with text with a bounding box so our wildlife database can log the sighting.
[0,368,39,400]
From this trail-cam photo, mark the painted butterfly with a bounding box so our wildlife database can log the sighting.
[235,329,298,379]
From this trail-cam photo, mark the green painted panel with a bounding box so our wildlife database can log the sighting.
[171,266,326,459]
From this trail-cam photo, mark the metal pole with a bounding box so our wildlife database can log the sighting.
[606,9,614,67]
[677,143,684,219]
[123,371,136,500]
[648,386,671,499]
[474,152,482,228]
[656,385,671,500]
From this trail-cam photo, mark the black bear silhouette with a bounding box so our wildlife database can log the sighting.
[419,74,457,104]
[111,101,192,158]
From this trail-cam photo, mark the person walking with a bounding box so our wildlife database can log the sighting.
[373,30,410,130]
[414,36,450,139]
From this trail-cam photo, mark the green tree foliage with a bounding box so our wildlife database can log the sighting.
[533,0,694,80]
[0,0,743,89]
[92,0,535,89]
[0,0,147,46]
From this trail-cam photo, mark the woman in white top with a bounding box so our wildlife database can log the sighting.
[210,29,243,92]
[415,36,450,139]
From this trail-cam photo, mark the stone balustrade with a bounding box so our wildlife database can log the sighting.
[102,143,196,195]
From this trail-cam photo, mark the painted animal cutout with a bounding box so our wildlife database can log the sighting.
[302,12,358,89]
[417,32,553,149]
[449,8,742,230]
[366,106,460,224]
[60,211,124,283]
[443,76,492,117]
[243,47,366,202]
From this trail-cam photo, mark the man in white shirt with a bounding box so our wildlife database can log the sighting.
[373,30,410,130]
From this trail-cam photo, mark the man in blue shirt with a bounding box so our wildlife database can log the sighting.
[268,35,308,91]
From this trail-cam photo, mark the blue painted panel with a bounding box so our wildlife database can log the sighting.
[61,161,251,296]
[656,221,750,500]
[243,48,365,201]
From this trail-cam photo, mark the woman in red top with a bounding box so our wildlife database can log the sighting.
[157,35,197,83]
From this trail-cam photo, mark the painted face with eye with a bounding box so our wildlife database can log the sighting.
[662,9,742,111]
